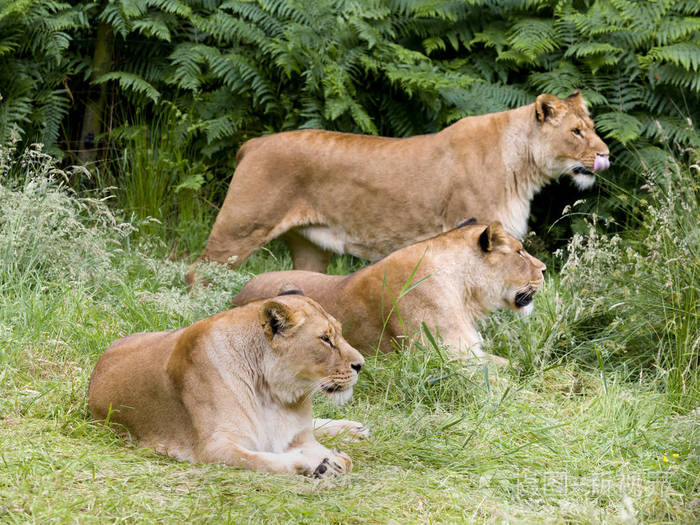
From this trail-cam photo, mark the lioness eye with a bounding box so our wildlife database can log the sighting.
[573,128,583,137]
[321,334,332,345]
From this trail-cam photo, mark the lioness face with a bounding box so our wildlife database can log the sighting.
[478,222,546,316]
[261,295,364,405]
[535,91,610,190]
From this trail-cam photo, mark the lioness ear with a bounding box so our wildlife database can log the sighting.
[479,222,508,252]
[261,301,296,339]
[456,217,477,228]
[567,89,582,100]
[535,93,562,123]
[567,89,590,115]
[278,283,304,296]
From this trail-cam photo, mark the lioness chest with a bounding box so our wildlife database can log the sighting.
[249,404,310,453]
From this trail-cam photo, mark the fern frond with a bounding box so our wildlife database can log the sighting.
[119,0,148,20]
[145,0,191,18]
[641,115,699,147]
[653,16,700,45]
[470,21,508,53]
[132,12,172,42]
[167,43,207,90]
[198,115,240,143]
[98,4,131,37]
[528,61,583,97]
[595,111,643,145]
[641,42,700,72]
[34,87,71,148]
[220,0,285,37]
[206,51,276,109]
[443,82,532,119]
[0,34,20,58]
[647,64,700,92]
[564,42,622,59]
[95,71,161,102]
[506,18,559,62]
[617,146,675,177]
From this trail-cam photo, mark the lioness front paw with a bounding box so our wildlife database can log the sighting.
[341,420,370,441]
[313,418,370,441]
[312,457,333,478]
[330,449,352,473]
[312,451,352,478]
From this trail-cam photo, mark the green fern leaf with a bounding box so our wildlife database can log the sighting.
[641,42,700,71]
[95,71,161,102]
[507,18,559,62]
[564,42,622,60]
[647,64,700,92]
[595,112,643,145]
[132,13,172,42]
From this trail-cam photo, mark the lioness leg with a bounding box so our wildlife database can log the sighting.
[313,418,370,441]
[204,442,316,475]
[439,331,509,366]
[283,230,332,272]
[186,199,303,287]
[426,313,510,366]
[200,432,350,477]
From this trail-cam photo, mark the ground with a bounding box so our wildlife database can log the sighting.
[0,162,697,523]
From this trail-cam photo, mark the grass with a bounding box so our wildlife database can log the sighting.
[99,104,220,256]
[0,144,698,523]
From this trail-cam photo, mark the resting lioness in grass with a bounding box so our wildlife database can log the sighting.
[89,295,366,477]
[187,90,607,283]
[232,221,546,364]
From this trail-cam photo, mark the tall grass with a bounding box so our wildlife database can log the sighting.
[559,153,699,403]
[480,145,700,406]
[0,143,247,346]
[104,104,218,255]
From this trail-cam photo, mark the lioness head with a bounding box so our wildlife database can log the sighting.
[535,90,610,189]
[260,295,364,405]
[476,222,546,316]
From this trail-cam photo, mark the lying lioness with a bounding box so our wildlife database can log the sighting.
[188,91,607,282]
[233,221,546,363]
[89,295,366,477]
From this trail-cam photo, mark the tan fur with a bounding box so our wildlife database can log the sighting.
[88,295,366,477]
[233,222,546,364]
[187,92,607,282]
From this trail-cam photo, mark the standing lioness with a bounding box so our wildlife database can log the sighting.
[89,295,366,477]
[233,221,546,364]
[188,91,607,282]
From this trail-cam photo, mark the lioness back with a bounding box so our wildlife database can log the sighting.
[88,328,198,459]
[232,271,344,307]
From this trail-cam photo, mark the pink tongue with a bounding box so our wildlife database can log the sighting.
[594,155,610,172]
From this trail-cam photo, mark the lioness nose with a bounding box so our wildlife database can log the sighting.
[351,362,363,373]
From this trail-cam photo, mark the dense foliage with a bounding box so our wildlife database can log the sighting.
[2,0,698,170]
